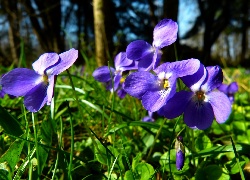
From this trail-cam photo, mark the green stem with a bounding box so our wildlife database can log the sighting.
[23,105,32,180]
[67,102,74,180]
[146,118,166,162]
[31,113,41,179]
[230,137,245,180]
[51,117,63,180]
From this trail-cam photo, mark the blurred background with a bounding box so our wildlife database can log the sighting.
[0,0,249,67]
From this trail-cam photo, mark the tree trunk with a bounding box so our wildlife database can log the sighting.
[2,0,20,65]
[240,0,248,66]
[22,0,64,53]
[93,0,109,66]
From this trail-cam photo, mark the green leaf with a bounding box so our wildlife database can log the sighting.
[13,146,36,180]
[0,138,24,177]
[94,141,111,165]
[0,105,23,137]
[195,165,230,180]
[225,157,246,174]
[32,119,53,176]
[124,170,134,180]
[132,153,142,171]
[135,162,155,180]
[195,133,212,151]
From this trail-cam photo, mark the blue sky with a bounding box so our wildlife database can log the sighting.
[178,0,200,38]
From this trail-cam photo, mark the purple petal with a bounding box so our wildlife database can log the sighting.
[142,116,154,122]
[208,91,232,124]
[217,84,228,93]
[47,76,56,105]
[113,73,122,91]
[181,62,206,90]
[153,19,178,49]
[152,48,162,69]
[142,91,166,112]
[126,40,153,61]
[47,48,78,75]
[32,53,59,75]
[24,82,48,112]
[142,85,176,112]
[114,52,134,70]
[184,100,214,130]
[201,66,223,92]
[158,91,193,119]
[138,52,154,71]
[124,71,157,99]
[153,62,171,74]
[117,88,127,99]
[1,68,42,97]
[92,66,115,82]
[228,82,238,93]
[154,59,201,78]
[122,60,139,71]
[0,90,5,98]
[171,59,201,77]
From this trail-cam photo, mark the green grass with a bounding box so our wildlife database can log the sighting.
[0,52,250,180]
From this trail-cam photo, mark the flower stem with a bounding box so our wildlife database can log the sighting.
[31,113,41,179]
[146,118,166,162]
[67,102,74,180]
[51,117,63,180]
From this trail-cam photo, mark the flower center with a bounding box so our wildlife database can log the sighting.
[42,74,49,85]
[163,79,170,89]
[195,91,205,101]
[120,77,125,84]
[158,78,170,90]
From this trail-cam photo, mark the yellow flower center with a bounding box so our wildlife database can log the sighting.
[42,75,49,85]
[195,91,205,101]
[120,77,125,84]
[163,79,170,89]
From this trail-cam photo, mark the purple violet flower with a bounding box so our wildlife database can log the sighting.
[159,65,232,130]
[126,18,178,71]
[175,136,185,170]
[0,48,78,112]
[123,59,201,112]
[92,52,138,91]
[218,82,238,103]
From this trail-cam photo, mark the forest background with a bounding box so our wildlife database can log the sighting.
[0,0,249,68]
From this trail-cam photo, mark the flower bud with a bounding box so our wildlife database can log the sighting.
[175,136,185,170]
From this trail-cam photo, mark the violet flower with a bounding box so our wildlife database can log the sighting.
[218,82,238,103]
[159,65,232,130]
[175,136,185,170]
[1,48,78,112]
[126,18,178,71]
[92,52,138,91]
[124,59,201,112]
